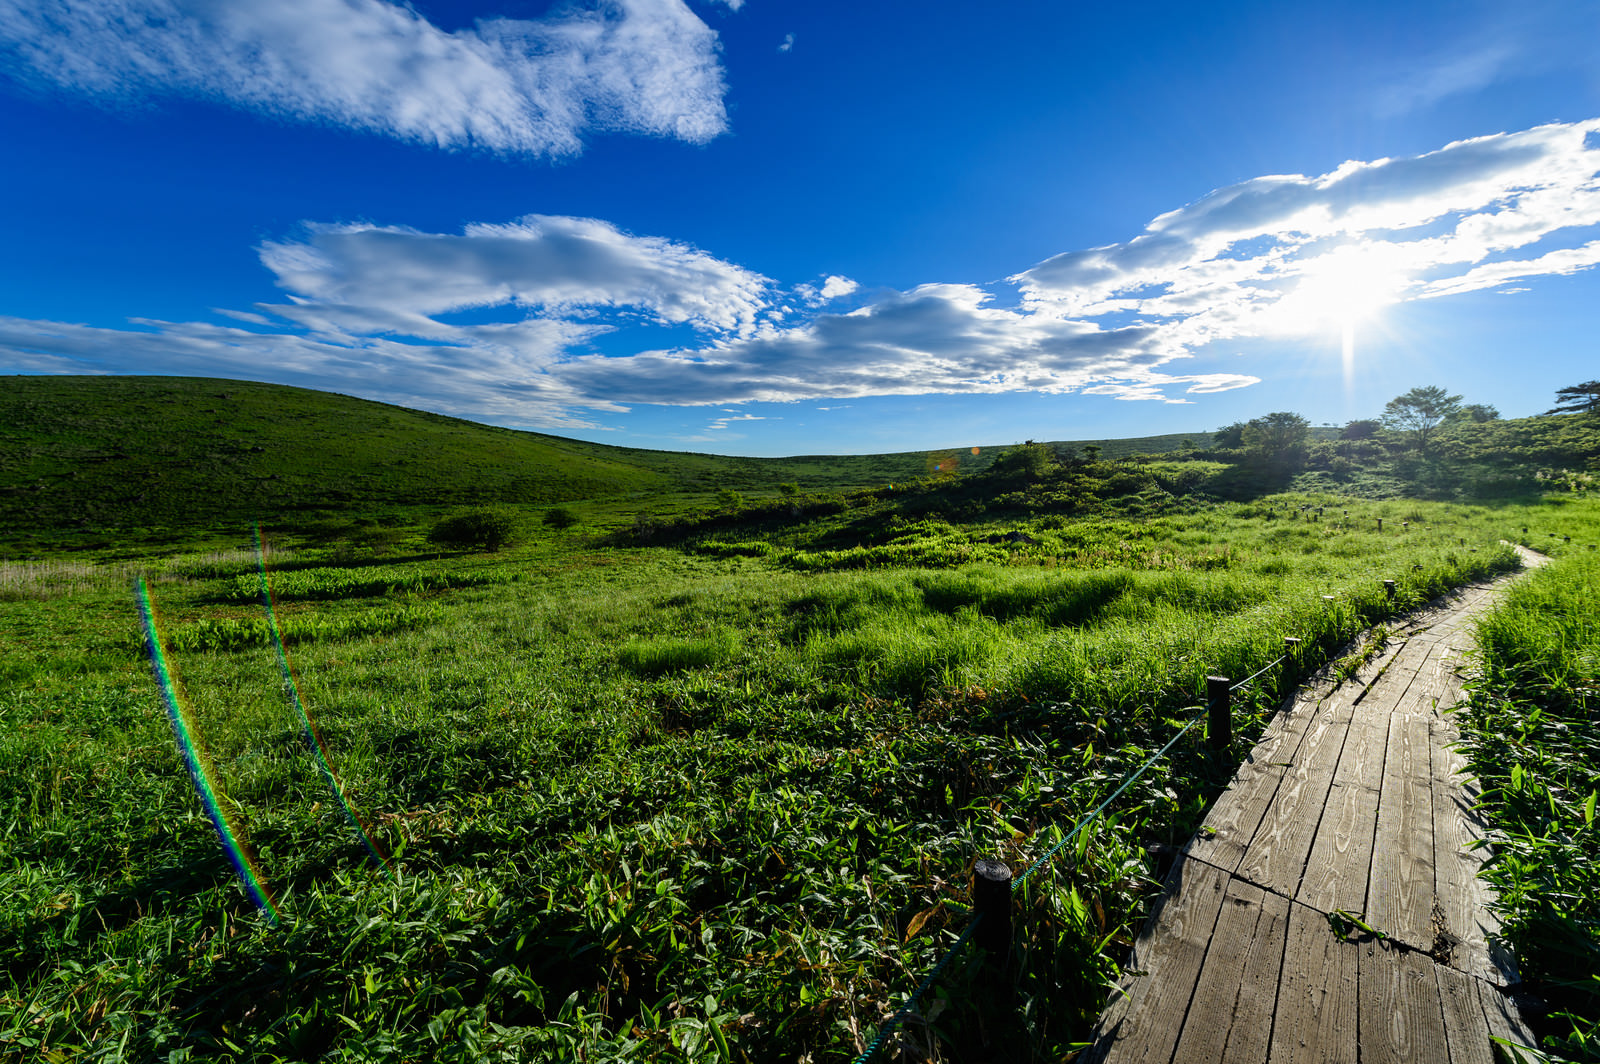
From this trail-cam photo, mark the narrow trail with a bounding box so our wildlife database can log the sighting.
[1085,547,1547,1064]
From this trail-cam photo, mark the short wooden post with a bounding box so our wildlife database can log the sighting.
[1383,579,1396,599]
[1376,518,1383,532]
[1207,676,1231,752]
[1282,637,1301,688]
[973,859,1012,961]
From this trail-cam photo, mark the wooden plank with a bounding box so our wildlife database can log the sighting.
[1268,902,1358,1064]
[1236,694,1354,896]
[1358,943,1450,1064]
[1221,888,1291,1063]
[1297,713,1386,915]
[1170,878,1275,1062]
[1184,690,1325,873]
[1367,711,1436,951]
[1435,965,1494,1064]
[1429,722,1517,986]
[1090,859,1231,1063]
[1478,981,1541,1062]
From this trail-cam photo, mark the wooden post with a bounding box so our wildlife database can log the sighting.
[1383,579,1396,599]
[1376,518,1383,532]
[973,859,1012,961]
[1207,676,1231,753]
[1282,637,1300,689]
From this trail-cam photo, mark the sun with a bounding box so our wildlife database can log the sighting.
[1283,243,1409,388]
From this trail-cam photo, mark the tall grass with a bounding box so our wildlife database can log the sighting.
[1464,548,1600,1061]
[0,493,1587,1062]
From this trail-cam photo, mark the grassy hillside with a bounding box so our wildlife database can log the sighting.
[0,376,1221,542]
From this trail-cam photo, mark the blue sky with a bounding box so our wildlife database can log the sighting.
[1,0,1597,456]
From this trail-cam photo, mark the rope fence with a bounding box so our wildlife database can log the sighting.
[849,615,1351,1061]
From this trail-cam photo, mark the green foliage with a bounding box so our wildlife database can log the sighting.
[1383,385,1463,453]
[1463,545,1600,1060]
[1241,411,1310,468]
[428,509,521,552]
[226,564,516,603]
[5,462,1599,1061]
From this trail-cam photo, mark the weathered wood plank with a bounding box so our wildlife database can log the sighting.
[1367,711,1436,951]
[1089,859,1231,1063]
[1237,695,1354,896]
[1186,636,1410,875]
[1169,878,1277,1062]
[1268,902,1358,1064]
[1430,724,1516,986]
[1220,887,1291,1063]
[1358,943,1450,1064]
[1478,981,1540,1061]
[1184,691,1324,873]
[1298,713,1387,915]
[1435,965,1494,1064]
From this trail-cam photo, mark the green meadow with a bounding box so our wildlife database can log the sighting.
[2,377,1598,1061]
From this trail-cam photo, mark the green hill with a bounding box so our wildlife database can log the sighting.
[0,377,1233,539]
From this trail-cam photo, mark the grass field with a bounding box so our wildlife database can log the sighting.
[4,488,1594,1062]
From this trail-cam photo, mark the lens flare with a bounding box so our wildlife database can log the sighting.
[135,577,280,925]
[254,526,394,876]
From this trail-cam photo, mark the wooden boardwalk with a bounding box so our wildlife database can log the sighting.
[1087,558,1544,1063]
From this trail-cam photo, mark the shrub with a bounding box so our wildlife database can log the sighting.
[543,506,580,530]
[427,508,520,552]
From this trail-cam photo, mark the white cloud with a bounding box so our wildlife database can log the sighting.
[819,275,857,300]
[2,120,1598,426]
[0,0,731,155]
[257,215,772,335]
[1015,119,1600,352]
[795,273,858,306]
[778,32,794,53]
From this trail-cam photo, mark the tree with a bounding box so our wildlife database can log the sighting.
[1452,403,1499,424]
[1383,386,1462,453]
[1341,418,1382,440]
[1241,411,1310,467]
[428,508,520,552]
[1547,380,1600,416]
[1212,422,1247,448]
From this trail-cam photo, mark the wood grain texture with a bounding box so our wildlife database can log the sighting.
[1170,878,1275,1063]
[1236,695,1353,896]
[1358,943,1450,1064]
[1435,965,1494,1064]
[1089,859,1231,1063]
[1268,902,1358,1064]
[1367,711,1436,951]
[1297,715,1386,915]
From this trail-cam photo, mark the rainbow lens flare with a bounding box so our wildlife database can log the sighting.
[254,526,394,877]
[135,577,280,925]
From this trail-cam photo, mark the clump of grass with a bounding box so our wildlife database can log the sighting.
[619,630,742,676]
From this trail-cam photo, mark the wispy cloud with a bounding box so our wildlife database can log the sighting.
[778,32,794,53]
[0,0,731,155]
[3,120,1598,427]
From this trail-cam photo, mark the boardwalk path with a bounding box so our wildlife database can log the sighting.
[1087,552,1544,1064]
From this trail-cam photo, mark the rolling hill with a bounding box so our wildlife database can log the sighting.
[0,375,1226,539]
